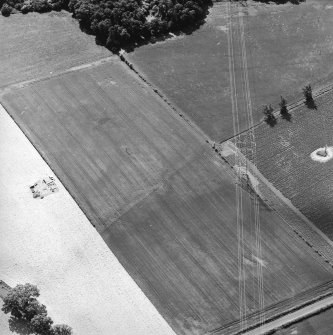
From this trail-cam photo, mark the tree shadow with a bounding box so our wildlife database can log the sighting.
[305,98,317,110]
[281,112,292,121]
[8,317,33,335]
[265,116,277,127]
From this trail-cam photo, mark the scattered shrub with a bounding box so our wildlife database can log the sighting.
[263,104,277,127]
[303,84,317,109]
[21,4,32,13]
[53,324,73,335]
[1,3,13,16]
[31,0,51,12]
[31,314,54,335]
[279,96,291,121]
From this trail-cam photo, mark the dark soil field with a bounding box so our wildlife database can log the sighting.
[273,307,333,335]
[0,11,110,88]
[2,61,333,335]
[126,0,333,141]
[235,89,333,241]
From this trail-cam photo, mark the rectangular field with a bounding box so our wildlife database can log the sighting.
[126,0,333,141]
[2,60,333,334]
[0,11,110,88]
[235,90,333,241]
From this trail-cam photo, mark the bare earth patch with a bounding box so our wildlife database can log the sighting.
[0,104,175,335]
[310,146,333,163]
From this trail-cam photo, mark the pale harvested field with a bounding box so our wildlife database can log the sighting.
[0,104,176,335]
[0,11,110,87]
[2,61,333,334]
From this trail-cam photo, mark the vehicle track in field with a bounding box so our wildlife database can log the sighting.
[226,1,266,331]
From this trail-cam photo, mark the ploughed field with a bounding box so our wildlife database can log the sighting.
[126,0,333,141]
[2,59,333,334]
[235,90,333,241]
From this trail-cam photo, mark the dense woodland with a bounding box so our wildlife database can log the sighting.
[0,0,304,51]
[1,0,212,50]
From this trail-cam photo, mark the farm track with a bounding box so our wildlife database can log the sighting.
[243,293,333,335]
[209,280,333,335]
[226,1,265,331]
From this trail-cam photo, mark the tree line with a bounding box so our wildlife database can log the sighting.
[1,0,212,51]
[263,84,315,127]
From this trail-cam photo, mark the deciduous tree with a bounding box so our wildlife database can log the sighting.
[1,284,45,321]
[279,96,291,121]
[263,104,276,127]
[30,314,53,335]
[53,324,73,335]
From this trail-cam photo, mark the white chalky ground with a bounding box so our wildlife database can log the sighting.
[0,104,175,335]
[310,146,333,163]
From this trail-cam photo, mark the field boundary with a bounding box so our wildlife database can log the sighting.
[218,140,333,263]
[0,55,117,94]
[243,296,333,335]
[0,100,101,235]
[119,52,212,143]
[208,280,333,335]
[222,81,333,144]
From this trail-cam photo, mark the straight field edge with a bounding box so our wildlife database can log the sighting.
[208,279,333,335]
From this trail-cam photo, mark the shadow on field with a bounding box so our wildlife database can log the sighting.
[281,112,292,121]
[305,99,318,110]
